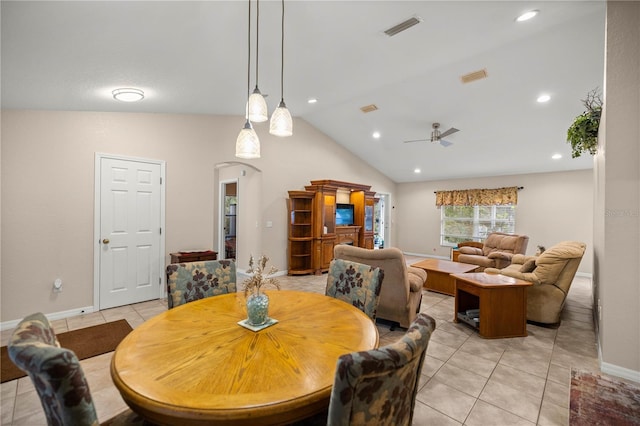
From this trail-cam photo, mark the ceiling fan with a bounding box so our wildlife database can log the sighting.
[404,123,460,147]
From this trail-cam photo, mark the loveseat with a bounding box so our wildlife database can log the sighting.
[485,241,586,325]
[457,232,529,271]
[334,245,426,329]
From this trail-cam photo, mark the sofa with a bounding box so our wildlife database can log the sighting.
[333,245,426,329]
[485,241,586,325]
[457,232,529,271]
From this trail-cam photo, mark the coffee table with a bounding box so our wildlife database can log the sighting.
[411,258,479,295]
[452,272,532,339]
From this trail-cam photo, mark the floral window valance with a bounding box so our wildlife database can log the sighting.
[435,186,519,206]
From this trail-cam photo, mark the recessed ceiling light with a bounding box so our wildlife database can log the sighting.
[516,10,539,22]
[552,153,562,160]
[308,98,318,104]
[537,94,551,103]
[414,168,421,174]
[112,88,144,102]
[372,131,381,139]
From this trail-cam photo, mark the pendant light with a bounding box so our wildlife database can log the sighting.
[269,0,293,137]
[236,0,260,159]
[247,0,268,122]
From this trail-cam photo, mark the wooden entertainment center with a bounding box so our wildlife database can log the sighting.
[287,180,376,275]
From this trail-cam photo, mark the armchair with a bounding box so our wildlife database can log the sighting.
[334,245,426,329]
[457,232,529,271]
[485,241,586,325]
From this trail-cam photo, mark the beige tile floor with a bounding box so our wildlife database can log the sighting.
[0,256,599,425]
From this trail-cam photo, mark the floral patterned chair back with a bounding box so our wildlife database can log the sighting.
[8,313,146,426]
[327,313,436,426]
[166,259,237,309]
[325,258,384,321]
[7,312,100,426]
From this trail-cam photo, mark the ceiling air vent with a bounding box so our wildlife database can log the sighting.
[360,104,378,113]
[384,16,422,37]
[461,69,488,84]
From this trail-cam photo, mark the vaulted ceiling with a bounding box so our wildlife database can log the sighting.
[1,1,605,182]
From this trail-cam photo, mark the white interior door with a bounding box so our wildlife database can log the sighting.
[96,155,164,309]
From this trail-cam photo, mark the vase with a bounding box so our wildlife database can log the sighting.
[246,293,269,326]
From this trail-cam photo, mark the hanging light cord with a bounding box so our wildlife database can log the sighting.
[246,0,252,116]
[280,0,285,102]
[255,0,260,88]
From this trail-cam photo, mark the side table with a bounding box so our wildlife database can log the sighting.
[170,250,218,264]
[452,272,532,339]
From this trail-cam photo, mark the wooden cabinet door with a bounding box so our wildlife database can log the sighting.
[321,238,335,271]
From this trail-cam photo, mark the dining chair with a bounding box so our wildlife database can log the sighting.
[327,313,436,426]
[325,258,384,321]
[166,259,237,309]
[7,312,147,426]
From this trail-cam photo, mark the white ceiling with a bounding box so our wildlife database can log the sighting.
[1,1,605,183]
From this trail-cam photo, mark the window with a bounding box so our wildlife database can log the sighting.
[441,205,515,246]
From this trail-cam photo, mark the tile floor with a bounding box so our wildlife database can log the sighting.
[0,256,600,425]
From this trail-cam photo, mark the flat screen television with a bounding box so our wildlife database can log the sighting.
[336,203,355,226]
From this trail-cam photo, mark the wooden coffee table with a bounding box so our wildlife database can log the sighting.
[452,272,532,339]
[411,259,479,295]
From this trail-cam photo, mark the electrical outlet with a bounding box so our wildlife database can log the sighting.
[53,278,63,292]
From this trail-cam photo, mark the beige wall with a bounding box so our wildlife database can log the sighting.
[594,1,640,379]
[395,170,594,274]
[0,110,396,323]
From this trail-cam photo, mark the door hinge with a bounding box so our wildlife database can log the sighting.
[160,177,163,184]
[159,277,162,285]
[160,227,162,235]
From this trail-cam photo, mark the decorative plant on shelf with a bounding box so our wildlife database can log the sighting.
[567,88,602,158]
[242,255,281,326]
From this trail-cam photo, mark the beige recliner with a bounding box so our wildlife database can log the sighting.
[485,241,586,325]
[334,245,426,329]
[457,232,529,271]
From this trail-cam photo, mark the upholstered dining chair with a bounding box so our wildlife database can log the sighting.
[166,259,237,309]
[327,313,436,426]
[325,258,384,321]
[7,312,147,426]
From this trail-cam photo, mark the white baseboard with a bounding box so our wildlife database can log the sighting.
[1,306,95,332]
[600,360,640,383]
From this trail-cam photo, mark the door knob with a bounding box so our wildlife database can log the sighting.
[102,239,110,244]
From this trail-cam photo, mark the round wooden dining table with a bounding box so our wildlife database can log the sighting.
[110,290,379,426]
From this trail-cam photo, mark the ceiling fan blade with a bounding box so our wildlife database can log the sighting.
[403,139,429,143]
[440,139,453,147]
[439,127,459,138]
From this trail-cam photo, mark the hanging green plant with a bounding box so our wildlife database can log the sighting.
[567,88,602,158]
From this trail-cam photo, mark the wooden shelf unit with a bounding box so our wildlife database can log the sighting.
[287,191,315,275]
[288,180,376,275]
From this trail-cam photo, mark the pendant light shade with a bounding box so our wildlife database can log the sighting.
[236,119,261,159]
[270,99,293,137]
[236,0,261,159]
[270,0,293,137]
[247,0,268,123]
[248,87,268,122]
